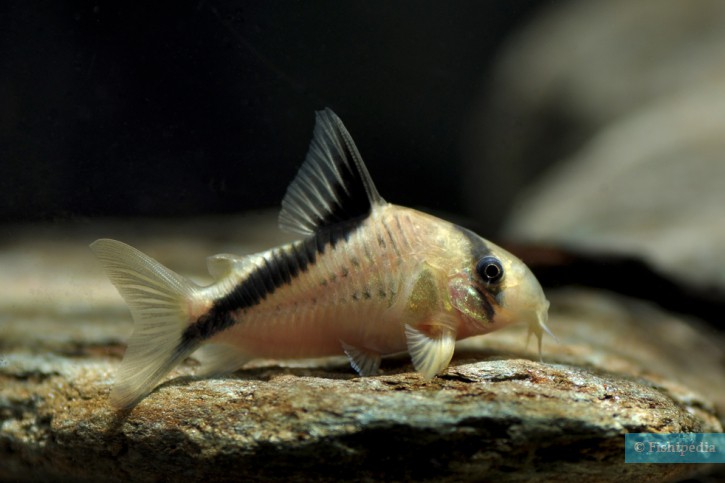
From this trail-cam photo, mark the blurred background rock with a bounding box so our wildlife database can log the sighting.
[467,0,725,291]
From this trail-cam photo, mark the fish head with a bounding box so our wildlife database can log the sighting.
[448,238,551,346]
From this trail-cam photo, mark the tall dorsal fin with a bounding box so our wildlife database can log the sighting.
[278,108,385,236]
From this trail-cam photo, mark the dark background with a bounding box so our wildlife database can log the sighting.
[1,0,546,228]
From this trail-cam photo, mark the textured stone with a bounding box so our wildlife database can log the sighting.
[1,217,723,482]
[1,353,718,482]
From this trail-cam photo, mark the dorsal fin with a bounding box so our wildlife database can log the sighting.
[278,108,385,236]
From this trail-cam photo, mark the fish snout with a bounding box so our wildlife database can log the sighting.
[501,265,554,357]
[499,263,551,334]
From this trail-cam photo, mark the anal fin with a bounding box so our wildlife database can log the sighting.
[341,341,381,376]
[405,324,456,379]
[194,343,251,377]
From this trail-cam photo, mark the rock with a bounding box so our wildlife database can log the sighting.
[1,217,723,481]
[502,80,725,290]
[463,0,725,231]
[460,0,725,290]
[1,355,718,482]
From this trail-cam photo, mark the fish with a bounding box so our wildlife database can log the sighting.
[91,108,553,408]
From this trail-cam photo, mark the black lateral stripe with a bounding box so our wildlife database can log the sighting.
[181,311,236,343]
[275,250,293,285]
[303,236,318,264]
[315,231,327,254]
[182,217,367,343]
[246,269,266,301]
[264,255,285,289]
[256,264,273,294]
[328,221,355,248]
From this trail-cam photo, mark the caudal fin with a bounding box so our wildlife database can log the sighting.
[91,239,202,408]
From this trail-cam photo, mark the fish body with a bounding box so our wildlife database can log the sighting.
[92,109,552,408]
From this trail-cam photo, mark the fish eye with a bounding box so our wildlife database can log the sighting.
[476,256,504,284]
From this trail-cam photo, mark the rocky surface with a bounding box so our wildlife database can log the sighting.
[1,215,724,482]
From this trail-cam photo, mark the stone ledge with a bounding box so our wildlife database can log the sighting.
[1,352,720,482]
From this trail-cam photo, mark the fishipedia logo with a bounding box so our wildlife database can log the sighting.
[625,433,725,463]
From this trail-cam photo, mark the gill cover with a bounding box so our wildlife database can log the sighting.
[448,275,493,325]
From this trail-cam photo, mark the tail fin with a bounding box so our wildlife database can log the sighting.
[91,239,202,408]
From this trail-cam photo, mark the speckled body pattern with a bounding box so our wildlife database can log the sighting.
[205,205,491,359]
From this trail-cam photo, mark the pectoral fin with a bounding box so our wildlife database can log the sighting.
[405,324,456,379]
[341,341,381,376]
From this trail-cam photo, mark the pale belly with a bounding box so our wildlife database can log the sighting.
[210,298,409,360]
[203,204,437,361]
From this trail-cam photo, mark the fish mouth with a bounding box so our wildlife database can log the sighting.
[496,268,553,359]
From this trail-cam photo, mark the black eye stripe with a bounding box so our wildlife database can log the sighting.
[476,256,504,284]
